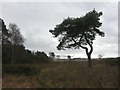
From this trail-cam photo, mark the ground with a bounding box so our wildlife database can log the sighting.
[2,59,118,88]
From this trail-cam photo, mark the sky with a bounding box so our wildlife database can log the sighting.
[1,1,118,58]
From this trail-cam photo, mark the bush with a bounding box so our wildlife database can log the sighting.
[3,66,38,76]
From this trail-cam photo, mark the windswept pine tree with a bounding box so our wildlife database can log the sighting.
[49,9,105,67]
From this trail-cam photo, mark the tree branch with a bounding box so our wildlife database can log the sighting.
[83,33,93,55]
[71,37,88,50]
[78,34,84,44]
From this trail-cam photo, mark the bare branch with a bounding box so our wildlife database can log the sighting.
[71,37,88,50]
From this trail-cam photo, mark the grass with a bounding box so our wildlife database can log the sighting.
[2,60,118,88]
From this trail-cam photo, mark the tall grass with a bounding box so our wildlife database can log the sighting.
[2,60,118,88]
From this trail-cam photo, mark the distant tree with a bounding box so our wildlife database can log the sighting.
[25,49,32,54]
[8,23,25,64]
[49,9,105,67]
[98,54,103,59]
[9,23,24,45]
[49,52,55,59]
[1,18,12,64]
[1,19,50,64]
[36,51,48,60]
[56,55,60,59]
[0,18,10,45]
[0,18,2,44]
[67,55,71,60]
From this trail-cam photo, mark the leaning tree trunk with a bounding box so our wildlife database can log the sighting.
[72,35,93,67]
[85,45,93,68]
[83,34,93,68]
[87,53,92,68]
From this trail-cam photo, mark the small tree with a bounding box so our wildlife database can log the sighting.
[0,18,10,45]
[8,23,24,64]
[49,9,105,67]
[56,55,60,59]
[67,55,71,60]
[49,52,55,59]
[98,54,103,59]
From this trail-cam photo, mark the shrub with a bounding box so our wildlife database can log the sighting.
[3,66,38,76]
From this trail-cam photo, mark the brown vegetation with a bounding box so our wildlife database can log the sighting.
[2,60,118,88]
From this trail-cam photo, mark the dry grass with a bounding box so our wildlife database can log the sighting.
[2,60,118,88]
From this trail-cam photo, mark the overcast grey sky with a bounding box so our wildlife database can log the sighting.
[1,2,118,58]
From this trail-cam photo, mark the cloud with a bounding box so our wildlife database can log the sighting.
[2,2,118,58]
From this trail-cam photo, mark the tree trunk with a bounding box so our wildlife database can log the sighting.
[11,45,15,64]
[85,48,92,68]
[83,34,93,68]
[87,54,92,68]
[14,45,16,64]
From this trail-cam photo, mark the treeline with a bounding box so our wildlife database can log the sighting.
[1,18,50,64]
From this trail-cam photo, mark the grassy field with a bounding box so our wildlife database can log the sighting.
[2,59,118,88]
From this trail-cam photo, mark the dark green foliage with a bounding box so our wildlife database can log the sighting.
[49,52,55,59]
[2,44,12,64]
[2,44,50,64]
[49,9,104,50]
[35,51,49,61]
[0,18,11,45]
